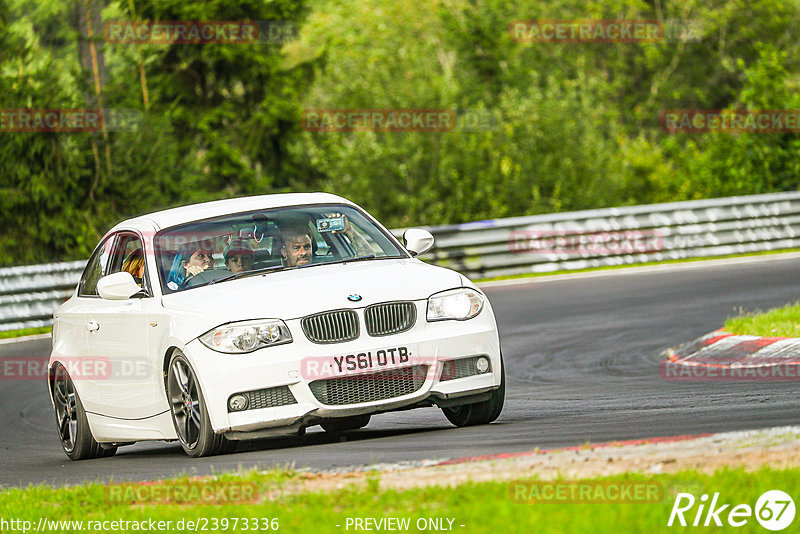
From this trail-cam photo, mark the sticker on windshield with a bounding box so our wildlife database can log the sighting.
[317,217,345,233]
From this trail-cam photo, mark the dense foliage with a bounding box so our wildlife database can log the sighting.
[1,0,798,265]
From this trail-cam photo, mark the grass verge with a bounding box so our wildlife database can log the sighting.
[0,326,51,340]
[474,247,800,284]
[725,302,800,337]
[0,467,797,533]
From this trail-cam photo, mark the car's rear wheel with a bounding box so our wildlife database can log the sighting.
[442,355,505,427]
[320,414,371,433]
[52,362,117,460]
[167,351,234,457]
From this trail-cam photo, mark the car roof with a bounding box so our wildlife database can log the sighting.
[109,193,355,233]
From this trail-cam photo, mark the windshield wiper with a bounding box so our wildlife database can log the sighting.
[206,265,287,286]
[203,255,406,286]
[344,253,376,262]
[325,254,407,266]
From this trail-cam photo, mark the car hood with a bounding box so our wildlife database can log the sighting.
[161,259,463,336]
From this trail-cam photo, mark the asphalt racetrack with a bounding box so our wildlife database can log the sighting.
[2,254,799,488]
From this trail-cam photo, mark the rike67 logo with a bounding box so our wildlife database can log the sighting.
[668,490,795,531]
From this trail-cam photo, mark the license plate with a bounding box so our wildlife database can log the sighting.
[330,345,416,374]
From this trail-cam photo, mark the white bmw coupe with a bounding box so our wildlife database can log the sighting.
[49,193,504,459]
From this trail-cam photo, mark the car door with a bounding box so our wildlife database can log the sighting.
[60,235,115,413]
[87,231,158,420]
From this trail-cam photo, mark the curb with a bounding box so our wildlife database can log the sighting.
[663,330,800,380]
[666,330,800,366]
[433,433,712,466]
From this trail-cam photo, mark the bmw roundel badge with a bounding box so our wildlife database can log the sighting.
[348,294,362,302]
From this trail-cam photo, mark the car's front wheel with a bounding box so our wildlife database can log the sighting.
[167,351,234,457]
[51,362,117,460]
[441,355,505,427]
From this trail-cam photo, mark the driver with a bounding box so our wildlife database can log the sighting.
[166,243,214,290]
[281,225,313,267]
[224,238,254,274]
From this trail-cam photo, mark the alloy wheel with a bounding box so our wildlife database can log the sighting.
[53,365,77,453]
[168,358,202,449]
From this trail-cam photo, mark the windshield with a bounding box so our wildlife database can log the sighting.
[154,203,408,293]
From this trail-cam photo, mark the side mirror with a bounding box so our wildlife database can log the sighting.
[97,272,142,300]
[403,228,435,256]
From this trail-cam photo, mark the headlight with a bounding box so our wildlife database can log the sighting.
[427,288,484,322]
[199,319,292,354]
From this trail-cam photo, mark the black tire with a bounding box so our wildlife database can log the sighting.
[219,438,239,454]
[98,445,119,458]
[51,363,117,460]
[167,351,233,457]
[320,414,371,433]
[442,355,505,427]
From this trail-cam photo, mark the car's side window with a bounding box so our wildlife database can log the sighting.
[108,232,149,293]
[78,235,115,297]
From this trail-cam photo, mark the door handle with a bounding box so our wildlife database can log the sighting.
[86,320,100,332]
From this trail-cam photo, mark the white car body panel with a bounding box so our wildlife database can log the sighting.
[109,193,357,234]
[86,411,175,442]
[49,194,502,446]
[161,259,462,335]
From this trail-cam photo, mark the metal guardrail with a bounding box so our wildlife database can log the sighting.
[0,260,86,332]
[2,191,799,332]
[406,191,800,279]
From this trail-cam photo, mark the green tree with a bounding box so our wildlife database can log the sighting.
[0,0,316,265]
[120,0,317,200]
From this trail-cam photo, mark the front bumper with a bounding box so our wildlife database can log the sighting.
[179,301,501,436]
